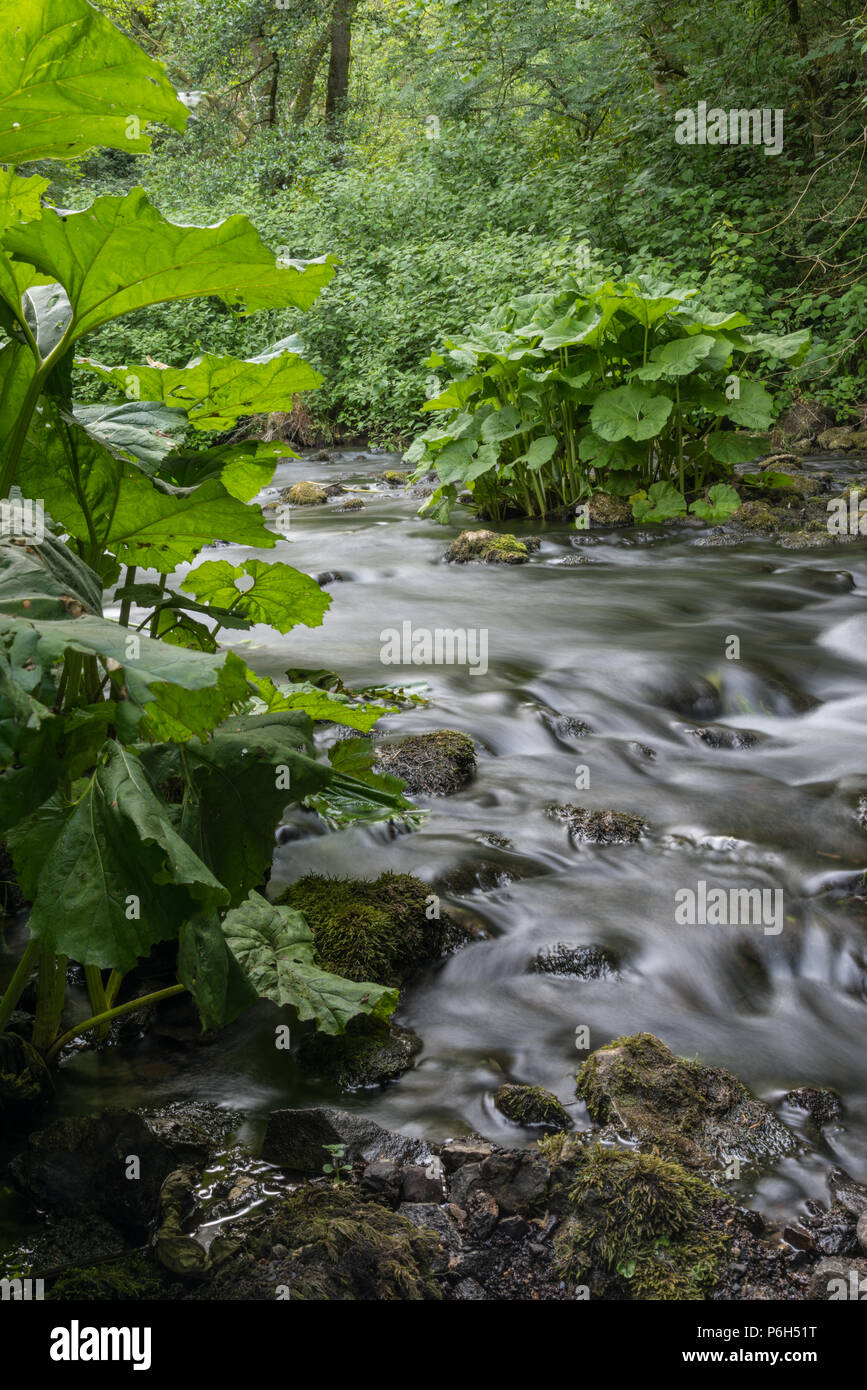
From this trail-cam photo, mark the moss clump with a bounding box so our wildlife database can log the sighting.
[276,870,457,986]
[0,1033,53,1112]
[382,470,408,486]
[576,1032,795,1172]
[730,500,777,531]
[336,497,364,511]
[553,1145,729,1300]
[282,481,327,506]
[494,1084,571,1129]
[547,804,647,844]
[588,492,632,527]
[444,529,530,564]
[47,1253,167,1301]
[376,729,476,796]
[240,1183,443,1301]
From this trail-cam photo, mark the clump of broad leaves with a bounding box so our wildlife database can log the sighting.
[0,0,414,1082]
[405,274,810,524]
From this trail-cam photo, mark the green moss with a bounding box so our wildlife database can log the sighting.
[444,529,529,564]
[47,1254,166,1301]
[553,1146,729,1300]
[494,1083,571,1129]
[298,1016,421,1088]
[283,481,327,505]
[276,870,452,986]
[382,470,408,486]
[246,1184,443,1301]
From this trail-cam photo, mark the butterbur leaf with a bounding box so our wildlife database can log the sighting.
[73,400,188,469]
[0,0,188,165]
[719,379,775,430]
[630,482,687,523]
[705,432,765,465]
[690,484,741,524]
[221,891,398,1035]
[2,191,336,340]
[517,435,557,471]
[591,385,673,442]
[8,743,229,971]
[631,335,716,381]
[79,338,322,432]
[181,558,329,634]
[178,915,258,1031]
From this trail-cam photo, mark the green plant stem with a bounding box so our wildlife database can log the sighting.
[118,566,137,628]
[0,937,40,1034]
[105,969,123,1009]
[32,950,61,1053]
[85,964,110,1042]
[45,983,185,1063]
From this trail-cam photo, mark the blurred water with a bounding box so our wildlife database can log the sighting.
[15,449,867,1234]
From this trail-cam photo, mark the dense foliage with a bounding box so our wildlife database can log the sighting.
[406,273,810,523]
[0,0,412,1078]
[45,0,867,440]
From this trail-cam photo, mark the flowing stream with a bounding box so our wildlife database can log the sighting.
[4,448,867,1243]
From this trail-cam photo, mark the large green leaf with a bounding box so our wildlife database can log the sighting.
[221,891,398,1035]
[0,0,188,165]
[630,482,687,523]
[8,743,229,971]
[2,191,336,341]
[181,557,330,634]
[177,914,258,1032]
[591,385,673,442]
[720,379,775,430]
[79,337,322,432]
[631,335,717,381]
[73,400,188,469]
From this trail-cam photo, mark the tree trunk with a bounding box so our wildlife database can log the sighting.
[292,30,330,123]
[324,0,359,130]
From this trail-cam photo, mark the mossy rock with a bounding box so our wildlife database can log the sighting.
[547,804,647,844]
[575,1033,796,1174]
[203,1183,444,1301]
[817,426,867,452]
[47,1253,168,1301]
[376,730,476,797]
[444,529,530,564]
[282,481,328,506]
[730,500,777,531]
[0,1033,53,1113]
[336,497,364,511]
[298,1017,422,1089]
[381,470,408,487]
[550,1143,730,1300]
[273,870,464,986]
[588,492,633,527]
[494,1084,572,1130]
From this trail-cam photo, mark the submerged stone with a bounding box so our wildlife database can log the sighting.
[530,943,620,979]
[575,1032,797,1174]
[547,803,647,844]
[376,729,476,797]
[297,1018,422,1089]
[494,1084,572,1130]
[782,1086,843,1128]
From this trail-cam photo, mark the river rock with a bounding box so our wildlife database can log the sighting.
[782,1086,843,1128]
[444,529,531,564]
[297,1019,422,1089]
[530,943,620,979]
[808,1256,867,1299]
[9,1110,178,1233]
[817,426,867,452]
[587,492,632,526]
[547,803,647,844]
[575,1033,797,1174]
[261,1105,431,1172]
[448,1149,550,1215]
[375,729,476,796]
[494,1084,572,1130]
[273,869,467,986]
[282,481,328,505]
